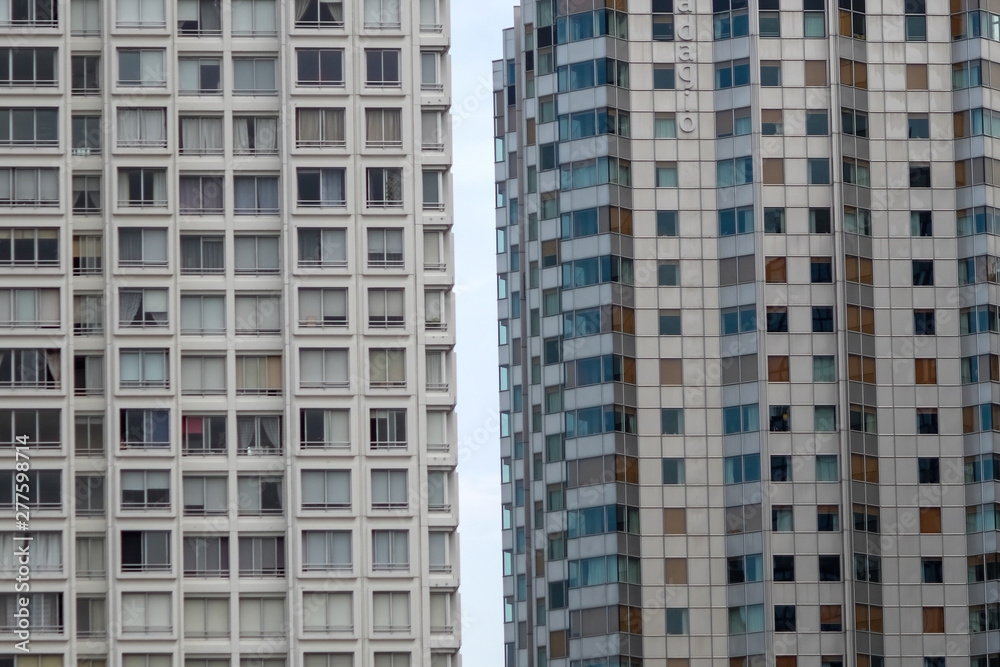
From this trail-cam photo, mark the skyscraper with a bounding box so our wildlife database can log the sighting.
[0,0,459,665]
[495,1,984,664]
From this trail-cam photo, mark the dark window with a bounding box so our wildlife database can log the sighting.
[770,455,791,481]
[818,555,840,581]
[909,163,931,187]
[913,310,935,335]
[921,558,943,583]
[769,406,789,432]
[918,457,940,483]
[908,114,929,138]
[911,210,932,236]
[774,605,796,631]
[917,410,939,434]
[811,258,833,283]
[773,555,794,581]
[766,307,787,332]
[912,260,934,285]
[812,306,834,332]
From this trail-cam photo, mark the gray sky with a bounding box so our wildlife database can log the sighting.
[452,0,514,663]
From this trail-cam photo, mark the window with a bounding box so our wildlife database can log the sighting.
[177,0,220,33]
[713,0,748,39]
[370,408,406,448]
[234,414,282,453]
[762,158,784,184]
[715,59,750,88]
[179,175,223,214]
[118,289,167,330]
[120,530,170,571]
[295,0,342,26]
[0,169,58,206]
[120,349,168,389]
[372,530,409,570]
[298,348,348,388]
[665,609,689,635]
[117,167,166,208]
[653,65,675,89]
[853,504,879,532]
[723,403,759,434]
[839,0,864,38]
[178,57,221,94]
[234,294,280,335]
[238,536,285,576]
[302,530,351,571]
[0,288,58,329]
[774,606,796,632]
[820,605,842,631]
[231,0,275,35]
[235,236,279,273]
[0,47,57,86]
[74,413,104,454]
[297,108,345,147]
[771,456,791,482]
[727,554,763,583]
[178,117,223,155]
[769,405,790,432]
[74,474,104,515]
[118,49,165,86]
[71,177,102,216]
[237,476,282,515]
[908,113,930,139]
[657,260,679,285]
[233,176,279,215]
[184,597,229,638]
[760,4,779,36]
[910,211,932,237]
[766,306,787,332]
[70,115,101,156]
[808,158,830,184]
[910,162,931,187]
[302,592,352,634]
[72,0,100,33]
[662,458,685,484]
[233,116,278,154]
[812,306,834,332]
[421,51,442,90]
[363,0,399,27]
[716,106,751,137]
[843,158,870,186]
[728,605,765,634]
[816,455,838,481]
[238,597,285,638]
[918,457,940,483]
[368,228,404,267]
[765,257,786,283]
[772,507,793,531]
[912,260,934,285]
[919,507,941,533]
[183,535,228,576]
[367,168,403,207]
[116,0,164,25]
[760,61,781,86]
[773,555,794,581]
[806,111,828,135]
[180,355,226,395]
[177,236,224,276]
[923,607,944,633]
[423,170,444,210]
[422,110,444,150]
[907,63,927,89]
[179,295,224,335]
[917,408,939,434]
[721,305,756,334]
[300,288,347,328]
[298,470,350,511]
[761,109,782,135]
[233,57,277,94]
[71,54,100,94]
[840,58,867,88]
[817,505,840,531]
[811,257,833,283]
[661,409,684,435]
[842,108,868,136]
[182,476,226,516]
[368,348,405,388]
[724,454,761,484]
[76,595,106,638]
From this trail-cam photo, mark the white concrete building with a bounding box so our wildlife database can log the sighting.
[0,0,460,665]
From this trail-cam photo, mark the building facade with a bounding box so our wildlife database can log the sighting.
[496,1,987,665]
[0,0,459,665]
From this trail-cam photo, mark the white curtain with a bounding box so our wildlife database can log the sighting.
[420,0,436,24]
[261,416,281,448]
[119,290,142,324]
[422,111,439,145]
[140,51,164,83]
[426,351,444,386]
[327,409,348,444]
[321,169,344,204]
[231,0,252,31]
[141,109,165,143]
[298,109,320,142]
[258,177,278,212]
[295,0,310,20]
[237,417,256,450]
[256,117,277,151]
[140,0,164,23]
[178,59,198,91]
[117,0,139,23]
[254,0,275,31]
[233,118,250,151]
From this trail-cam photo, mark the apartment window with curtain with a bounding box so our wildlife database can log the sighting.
[0,48,56,86]
[120,530,171,571]
[183,535,229,576]
[74,413,104,452]
[369,348,405,388]
[296,108,345,147]
[426,349,447,390]
[231,0,275,35]
[373,592,410,632]
[178,56,221,94]
[180,235,223,274]
[301,470,350,509]
[71,0,100,34]
[370,408,406,448]
[368,288,403,327]
[367,168,403,207]
[235,355,282,396]
[73,357,103,396]
[372,530,408,570]
[181,415,227,454]
[234,116,278,154]
[302,592,352,633]
[298,228,346,267]
[76,596,106,638]
[237,536,285,576]
[117,49,166,86]
[72,55,100,93]
[183,476,227,514]
[297,168,346,207]
[422,110,444,150]
[366,49,401,86]
[234,235,279,273]
[72,176,102,215]
[118,228,166,267]
[0,409,60,447]
[177,0,220,34]
[0,228,58,266]
[179,294,225,334]
[184,597,229,638]
[1,288,59,328]
[116,0,164,26]
[71,115,102,155]
[238,597,285,638]
[119,349,168,389]
[233,175,279,215]
[294,0,342,26]
[367,228,403,267]
[296,48,344,86]
[302,531,352,571]
[118,168,166,207]
[371,469,406,509]
[298,288,347,328]
[300,408,349,448]
[421,51,442,91]
[236,475,282,514]
[419,0,440,30]
[234,416,282,455]
[179,175,223,214]
[0,108,58,147]
[424,230,445,270]
[363,0,399,28]
[117,108,166,147]
[365,108,402,148]
[180,356,226,395]
[118,288,168,327]
[232,57,277,94]
[0,169,58,206]
[120,592,171,633]
[235,293,281,334]
[425,290,446,330]
[423,170,444,210]
[299,348,349,388]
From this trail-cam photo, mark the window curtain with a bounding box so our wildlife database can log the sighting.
[426,351,444,386]
[326,349,348,383]
[324,288,346,318]
[261,416,281,448]
[255,118,277,151]
[46,349,61,382]
[298,109,320,142]
[320,169,344,205]
[386,169,402,203]
[233,118,250,151]
[295,0,310,21]
[141,109,165,143]
[423,171,440,205]
[85,356,103,391]
[140,51,164,83]
[150,169,166,201]
[14,169,37,201]
[254,0,275,31]
[179,178,200,211]
[384,110,401,141]
[423,231,440,265]
[366,110,383,142]
[325,108,344,140]
[363,0,381,23]
[258,177,278,212]
[420,0,436,24]
[119,290,142,324]
[139,0,164,22]
[425,292,441,323]
[422,112,439,145]
[429,534,447,566]
[237,417,256,451]
[200,0,220,30]
[231,0,252,31]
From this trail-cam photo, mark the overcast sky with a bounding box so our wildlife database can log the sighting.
[452,0,514,663]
